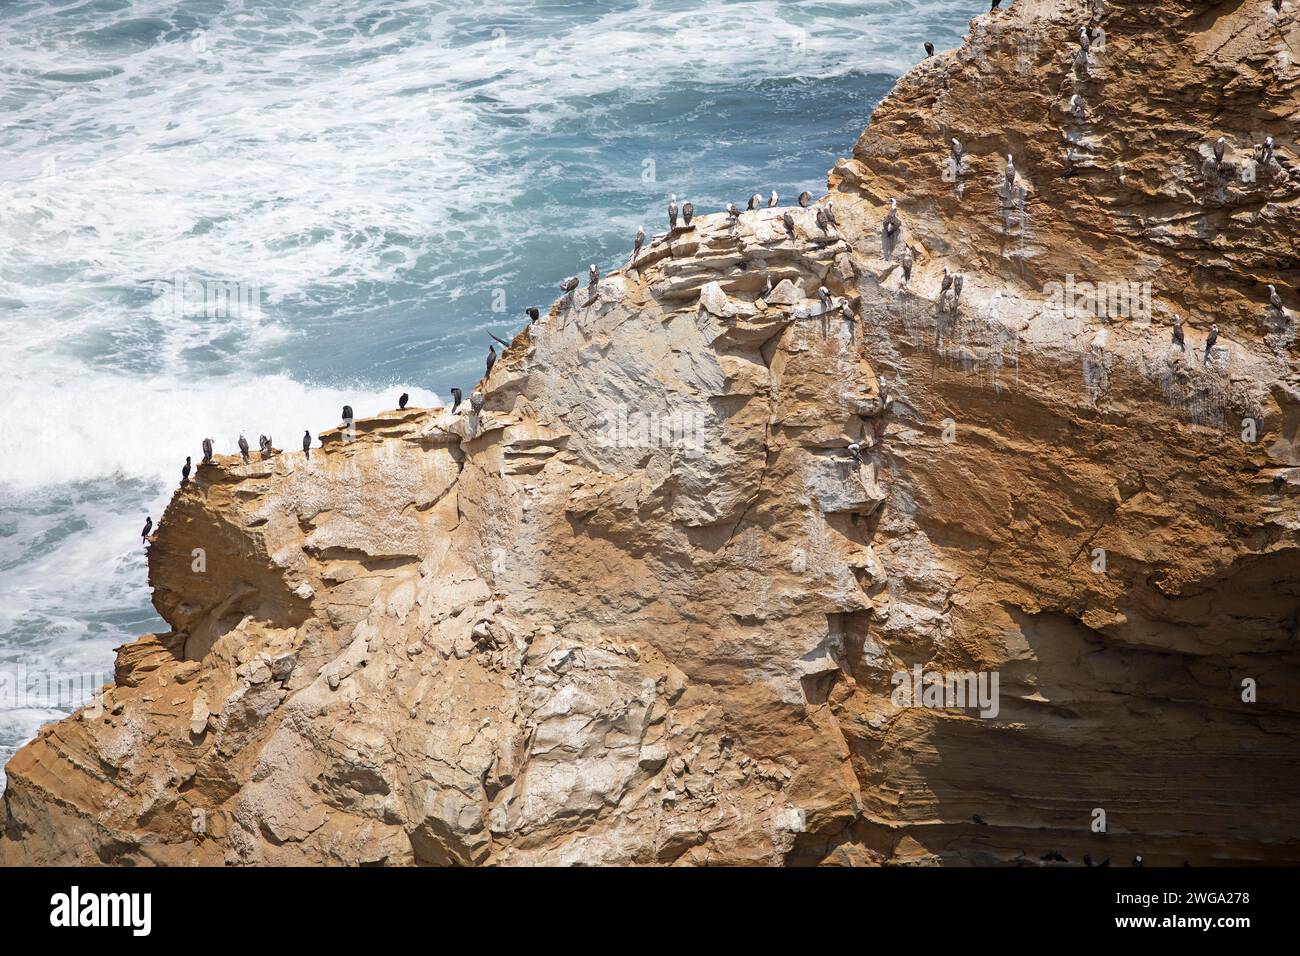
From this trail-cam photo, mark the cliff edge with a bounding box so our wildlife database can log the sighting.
[3,0,1299,865]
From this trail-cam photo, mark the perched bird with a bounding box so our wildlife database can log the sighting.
[815,207,831,233]
[726,203,740,231]
[1172,315,1185,351]
[632,226,645,261]
[1069,94,1085,119]
[1213,136,1226,165]
[924,41,935,57]
[1073,46,1088,70]
[825,200,838,227]
[1133,855,1145,868]
[1204,323,1219,361]
[972,814,988,826]
[342,404,353,422]
[1079,26,1090,52]
[882,198,902,257]
[469,390,485,412]
[990,0,1001,9]
[450,387,463,413]
[1005,153,1016,188]
[201,437,213,464]
[668,194,679,229]
[302,430,311,459]
[941,267,954,297]
[485,344,497,376]
[763,274,773,298]
[1268,284,1283,315]
[847,442,862,463]
[141,516,152,542]
[798,191,812,208]
[526,306,540,322]
[588,263,599,293]
[818,286,832,310]
[953,273,964,303]
[748,192,762,211]
[768,190,778,208]
[238,434,250,463]
[399,392,409,410]
[181,454,192,483]
[783,210,796,238]
[950,138,963,162]
[682,200,695,226]
[901,248,913,284]
[1260,136,1275,165]
[560,276,579,301]
[840,300,854,321]
[258,434,272,459]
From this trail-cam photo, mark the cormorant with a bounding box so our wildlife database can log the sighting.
[924,41,935,57]
[342,404,353,422]
[399,392,409,410]
[181,456,191,484]
[526,306,540,322]
[450,387,463,413]
[882,199,902,257]
[141,516,152,541]
[682,200,694,226]
[302,430,311,459]
[486,344,497,376]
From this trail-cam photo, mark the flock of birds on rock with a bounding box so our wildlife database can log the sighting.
[145,4,1293,554]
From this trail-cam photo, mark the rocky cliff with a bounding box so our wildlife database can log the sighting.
[3,0,1299,866]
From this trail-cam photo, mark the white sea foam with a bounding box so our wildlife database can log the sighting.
[0,369,441,487]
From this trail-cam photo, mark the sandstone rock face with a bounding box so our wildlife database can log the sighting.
[3,0,1299,866]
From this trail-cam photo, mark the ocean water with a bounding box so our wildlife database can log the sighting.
[0,0,985,783]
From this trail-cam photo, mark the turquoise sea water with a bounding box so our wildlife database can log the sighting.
[0,0,986,781]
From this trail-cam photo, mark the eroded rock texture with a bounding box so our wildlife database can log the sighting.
[3,0,1299,865]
